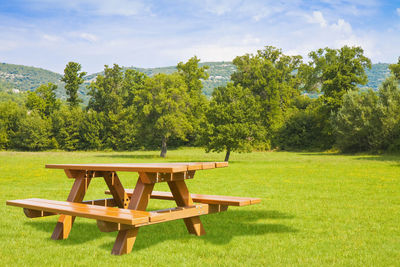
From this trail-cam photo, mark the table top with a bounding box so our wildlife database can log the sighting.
[45,162,228,173]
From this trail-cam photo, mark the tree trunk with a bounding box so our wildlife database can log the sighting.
[160,136,167,158]
[224,147,231,162]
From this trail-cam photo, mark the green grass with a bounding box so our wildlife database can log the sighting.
[1,148,399,266]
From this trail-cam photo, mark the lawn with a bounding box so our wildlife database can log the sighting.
[1,148,399,266]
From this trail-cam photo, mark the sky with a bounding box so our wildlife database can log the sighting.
[0,0,399,74]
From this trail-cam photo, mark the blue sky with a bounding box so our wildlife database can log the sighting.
[0,0,399,74]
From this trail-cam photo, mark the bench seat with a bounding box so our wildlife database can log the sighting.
[105,190,261,206]
[6,198,150,225]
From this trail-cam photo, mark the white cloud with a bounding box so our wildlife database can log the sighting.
[397,8,400,16]
[307,11,327,27]
[331,19,352,34]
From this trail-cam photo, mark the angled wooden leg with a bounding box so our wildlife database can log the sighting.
[51,171,91,240]
[103,172,129,208]
[167,180,206,236]
[111,177,154,255]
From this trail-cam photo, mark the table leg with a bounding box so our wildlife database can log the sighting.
[103,172,129,208]
[167,180,206,236]
[111,177,154,255]
[51,172,91,240]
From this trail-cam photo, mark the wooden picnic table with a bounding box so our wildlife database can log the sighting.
[7,162,260,255]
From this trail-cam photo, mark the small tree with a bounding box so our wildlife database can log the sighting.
[202,83,264,161]
[134,73,192,157]
[26,83,60,118]
[61,62,86,107]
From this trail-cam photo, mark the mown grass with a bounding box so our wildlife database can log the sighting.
[1,148,399,266]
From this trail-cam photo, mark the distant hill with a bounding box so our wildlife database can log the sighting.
[85,61,236,96]
[0,62,65,98]
[0,61,394,102]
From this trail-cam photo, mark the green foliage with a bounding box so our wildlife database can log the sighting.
[50,106,84,150]
[177,56,209,143]
[0,62,63,92]
[334,76,400,152]
[334,89,380,152]
[12,112,52,151]
[134,73,192,157]
[26,83,61,118]
[389,57,400,80]
[303,46,371,111]
[61,62,86,107]
[88,64,125,114]
[276,97,329,150]
[202,83,264,161]
[0,101,26,149]
[231,46,303,139]
[78,110,105,150]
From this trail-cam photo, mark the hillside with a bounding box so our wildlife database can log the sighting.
[0,62,65,98]
[0,61,393,101]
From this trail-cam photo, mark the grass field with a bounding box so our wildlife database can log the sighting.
[1,148,399,266]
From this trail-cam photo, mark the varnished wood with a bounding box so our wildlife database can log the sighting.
[7,198,151,225]
[168,180,206,236]
[111,177,154,255]
[46,162,228,173]
[138,170,196,184]
[103,172,129,208]
[112,229,139,255]
[23,208,54,218]
[51,173,91,240]
[97,204,228,232]
[106,190,262,206]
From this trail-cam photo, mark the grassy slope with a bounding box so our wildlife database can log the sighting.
[1,149,399,266]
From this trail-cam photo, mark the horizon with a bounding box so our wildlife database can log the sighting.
[1,0,399,74]
[0,59,394,76]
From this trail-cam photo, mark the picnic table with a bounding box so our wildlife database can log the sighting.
[6,162,261,255]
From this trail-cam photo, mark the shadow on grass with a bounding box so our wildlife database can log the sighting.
[25,209,297,252]
[25,220,114,245]
[102,209,297,252]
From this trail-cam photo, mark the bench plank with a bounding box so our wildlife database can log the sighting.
[105,190,261,206]
[7,198,150,225]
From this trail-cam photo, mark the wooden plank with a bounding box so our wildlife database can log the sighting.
[97,204,229,232]
[45,162,228,173]
[21,198,118,218]
[138,171,195,184]
[51,173,90,240]
[106,190,261,206]
[7,198,150,225]
[168,180,206,236]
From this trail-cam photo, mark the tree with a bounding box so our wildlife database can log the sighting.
[333,76,400,152]
[12,112,52,151]
[177,56,209,141]
[231,46,303,142]
[134,73,192,157]
[87,64,124,115]
[61,62,86,107]
[302,46,372,112]
[202,83,264,161]
[26,83,60,118]
[333,89,380,152]
[0,101,26,149]
[389,57,400,80]
[51,106,83,150]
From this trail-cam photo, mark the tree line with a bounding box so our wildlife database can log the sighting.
[1,46,399,161]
